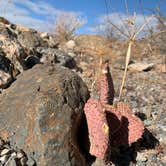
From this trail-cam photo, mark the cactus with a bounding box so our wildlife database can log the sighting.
[84,98,109,159]
[100,62,114,105]
[109,102,144,146]
[84,61,144,159]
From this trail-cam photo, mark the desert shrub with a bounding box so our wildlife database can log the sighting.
[53,12,86,42]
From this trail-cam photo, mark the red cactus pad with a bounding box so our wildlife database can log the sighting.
[84,98,109,159]
[100,63,114,105]
[110,102,144,146]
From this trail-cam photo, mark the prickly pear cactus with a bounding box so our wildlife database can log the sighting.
[84,61,144,159]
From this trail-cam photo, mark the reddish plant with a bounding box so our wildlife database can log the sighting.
[84,62,144,160]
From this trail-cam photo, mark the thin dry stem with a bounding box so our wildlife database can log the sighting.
[118,40,133,101]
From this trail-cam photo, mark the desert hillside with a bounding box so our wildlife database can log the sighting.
[0,17,165,166]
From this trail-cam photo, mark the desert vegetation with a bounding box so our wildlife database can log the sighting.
[0,0,165,166]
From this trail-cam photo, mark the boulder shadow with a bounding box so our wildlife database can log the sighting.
[107,127,159,166]
[77,113,96,165]
[105,112,159,166]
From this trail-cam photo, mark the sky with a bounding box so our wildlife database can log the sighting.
[0,0,165,34]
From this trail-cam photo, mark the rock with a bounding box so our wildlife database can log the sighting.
[20,156,28,165]
[40,33,59,48]
[56,52,76,69]
[0,53,11,73]
[128,62,154,72]
[11,152,16,157]
[0,64,89,166]
[0,17,10,25]
[0,47,15,88]
[113,57,134,70]
[26,157,36,166]
[0,138,5,146]
[136,152,148,162]
[37,47,76,69]
[0,70,12,88]
[91,158,108,166]
[17,30,46,49]
[16,25,34,32]
[37,47,57,64]
[0,154,10,164]
[148,153,157,162]
[0,26,27,73]
[66,40,76,50]
[4,156,17,166]
[16,151,24,159]
[0,148,11,156]
[25,55,41,68]
[40,32,49,38]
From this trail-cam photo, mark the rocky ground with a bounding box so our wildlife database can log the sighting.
[0,17,165,166]
[75,45,166,166]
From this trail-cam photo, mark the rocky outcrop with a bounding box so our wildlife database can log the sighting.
[0,23,27,73]
[0,17,77,88]
[17,30,47,49]
[0,64,89,165]
[37,47,76,68]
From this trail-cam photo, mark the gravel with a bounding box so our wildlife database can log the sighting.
[0,138,36,166]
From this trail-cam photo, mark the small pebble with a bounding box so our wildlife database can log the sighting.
[136,152,148,162]
[1,148,10,156]
[16,152,24,159]
[20,156,28,165]
[26,157,36,166]
[148,153,157,162]
[11,152,17,157]
[0,154,10,164]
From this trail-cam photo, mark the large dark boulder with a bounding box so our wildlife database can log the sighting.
[0,64,89,165]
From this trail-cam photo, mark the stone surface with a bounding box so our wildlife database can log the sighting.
[37,47,76,69]
[0,70,12,88]
[128,62,154,72]
[0,17,77,89]
[17,30,47,49]
[0,64,89,166]
[65,40,76,50]
[0,24,27,73]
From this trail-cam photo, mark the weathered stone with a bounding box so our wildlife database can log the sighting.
[0,53,13,88]
[37,47,76,69]
[4,156,17,166]
[128,62,154,72]
[40,33,59,48]
[17,31,47,49]
[0,70,12,88]
[0,64,89,166]
[0,53,11,73]
[65,40,76,50]
[0,28,27,73]
[26,157,36,166]
[0,155,10,164]
[136,152,148,162]
[0,17,10,25]
[0,148,11,156]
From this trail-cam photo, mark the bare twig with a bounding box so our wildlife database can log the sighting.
[118,40,133,101]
